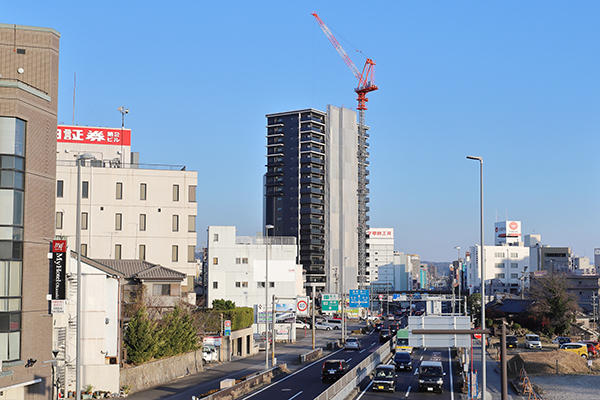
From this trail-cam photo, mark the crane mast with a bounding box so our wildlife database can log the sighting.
[312,13,378,290]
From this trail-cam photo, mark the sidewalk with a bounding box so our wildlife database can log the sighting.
[459,340,529,400]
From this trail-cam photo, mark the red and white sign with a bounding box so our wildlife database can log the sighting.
[203,336,222,346]
[296,297,309,315]
[57,125,131,146]
[224,320,231,328]
[367,229,393,237]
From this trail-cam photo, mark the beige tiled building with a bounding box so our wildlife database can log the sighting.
[0,23,60,399]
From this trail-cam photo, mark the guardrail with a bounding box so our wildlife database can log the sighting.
[518,367,542,400]
[314,340,394,400]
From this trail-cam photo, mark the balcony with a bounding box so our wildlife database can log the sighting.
[300,115,325,125]
[300,207,324,215]
[300,177,324,185]
[300,156,324,165]
[300,217,324,226]
[300,125,324,134]
[300,228,324,235]
[300,197,324,205]
[300,146,325,154]
[300,135,324,144]
[300,167,324,175]
[265,187,283,196]
[300,187,323,195]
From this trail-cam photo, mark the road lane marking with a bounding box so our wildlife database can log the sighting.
[282,388,291,391]
[240,348,343,400]
[405,386,411,397]
[288,391,303,400]
[448,348,454,400]
[346,358,353,362]
[359,349,366,353]
[355,379,373,400]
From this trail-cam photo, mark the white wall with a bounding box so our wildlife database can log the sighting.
[207,226,303,308]
[466,244,530,295]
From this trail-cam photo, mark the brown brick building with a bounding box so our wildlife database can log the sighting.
[0,23,60,399]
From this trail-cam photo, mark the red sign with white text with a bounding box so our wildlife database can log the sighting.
[57,125,131,146]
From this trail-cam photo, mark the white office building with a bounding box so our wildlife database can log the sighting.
[206,226,304,308]
[55,125,198,291]
[466,244,530,296]
[375,252,411,292]
[366,228,395,283]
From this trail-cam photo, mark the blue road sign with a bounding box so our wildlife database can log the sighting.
[349,289,369,308]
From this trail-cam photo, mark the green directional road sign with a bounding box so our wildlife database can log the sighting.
[321,293,340,312]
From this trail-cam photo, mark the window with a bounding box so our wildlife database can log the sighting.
[257,282,265,288]
[140,183,147,200]
[270,282,274,288]
[242,258,248,264]
[188,185,196,202]
[235,282,241,288]
[81,212,88,230]
[494,263,505,269]
[510,253,519,258]
[139,214,146,231]
[81,244,87,257]
[511,263,518,268]
[56,212,63,229]
[116,182,123,200]
[236,258,241,264]
[213,234,219,242]
[188,215,196,232]
[172,245,178,262]
[139,244,146,260]
[188,245,195,262]
[495,273,505,279]
[242,282,248,288]
[172,215,179,232]
[212,257,218,265]
[82,181,89,199]
[173,184,179,201]
[57,180,64,198]
[494,252,504,258]
[115,213,122,230]
[213,282,218,289]
[153,284,171,296]
[115,244,121,259]
[511,273,518,279]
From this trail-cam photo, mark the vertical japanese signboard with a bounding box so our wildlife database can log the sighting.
[51,240,67,300]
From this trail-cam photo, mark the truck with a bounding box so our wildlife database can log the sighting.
[396,328,412,353]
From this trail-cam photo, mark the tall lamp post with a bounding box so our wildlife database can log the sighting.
[264,224,274,369]
[454,246,460,314]
[75,153,95,400]
[117,106,129,166]
[467,155,485,400]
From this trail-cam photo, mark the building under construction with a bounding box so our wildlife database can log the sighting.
[264,105,365,296]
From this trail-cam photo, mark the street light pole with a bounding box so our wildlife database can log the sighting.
[264,224,274,369]
[467,155,485,400]
[454,246,460,314]
[117,106,129,166]
[75,153,95,400]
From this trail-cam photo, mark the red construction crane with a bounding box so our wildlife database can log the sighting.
[311,12,378,110]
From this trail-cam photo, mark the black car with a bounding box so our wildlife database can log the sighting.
[393,351,412,371]
[389,323,399,334]
[379,328,391,343]
[506,335,518,348]
[374,322,383,331]
[372,364,396,392]
[321,359,350,383]
[418,361,445,393]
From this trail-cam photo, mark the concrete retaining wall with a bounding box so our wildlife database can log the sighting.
[120,350,204,394]
[299,348,322,363]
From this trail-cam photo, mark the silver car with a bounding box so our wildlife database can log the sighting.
[344,337,361,350]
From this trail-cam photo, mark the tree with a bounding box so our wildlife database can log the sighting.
[467,293,482,326]
[212,299,236,311]
[125,307,157,364]
[156,306,198,357]
[528,273,579,335]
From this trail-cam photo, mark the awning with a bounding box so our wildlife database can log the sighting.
[0,378,43,391]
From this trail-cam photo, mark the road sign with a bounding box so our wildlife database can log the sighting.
[224,320,231,336]
[379,294,383,300]
[349,289,369,308]
[322,293,339,312]
[296,296,309,315]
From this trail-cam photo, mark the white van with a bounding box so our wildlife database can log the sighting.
[326,318,342,330]
[202,344,218,362]
[525,334,542,349]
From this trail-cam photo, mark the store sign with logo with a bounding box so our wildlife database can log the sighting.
[51,240,67,300]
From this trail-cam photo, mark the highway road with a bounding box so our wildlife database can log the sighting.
[239,326,386,400]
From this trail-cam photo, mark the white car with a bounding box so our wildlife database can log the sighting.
[295,321,310,329]
[525,334,542,349]
[344,337,361,350]
[315,321,334,330]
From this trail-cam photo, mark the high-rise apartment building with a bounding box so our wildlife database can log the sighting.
[0,23,60,399]
[264,106,361,295]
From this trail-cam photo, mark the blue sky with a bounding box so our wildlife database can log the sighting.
[6,1,599,262]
